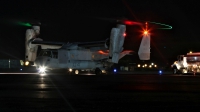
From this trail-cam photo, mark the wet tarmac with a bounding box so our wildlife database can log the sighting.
[0,72,200,111]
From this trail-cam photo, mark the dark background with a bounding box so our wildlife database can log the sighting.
[0,0,200,66]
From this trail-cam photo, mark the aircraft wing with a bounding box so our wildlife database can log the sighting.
[31,40,65,49]
[76,40,106,48]
[32,41,65,46]
[32,39,108,50]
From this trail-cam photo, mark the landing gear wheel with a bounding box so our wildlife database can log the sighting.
[95,68,102,75]
[173,69,177,74]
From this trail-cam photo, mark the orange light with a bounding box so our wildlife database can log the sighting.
[98,50,108,55]
[144,30,148,35]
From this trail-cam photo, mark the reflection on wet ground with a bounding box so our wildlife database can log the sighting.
[0,73,200,111]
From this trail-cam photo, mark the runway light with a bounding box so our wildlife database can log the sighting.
[159,70,162,75]
[114,69,117,73]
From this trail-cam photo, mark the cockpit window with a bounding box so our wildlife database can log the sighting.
[52,51,58,58]
[39,50,52,57]
[38,50,58,58]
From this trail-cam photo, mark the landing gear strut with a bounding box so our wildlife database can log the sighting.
[95,68,102,75]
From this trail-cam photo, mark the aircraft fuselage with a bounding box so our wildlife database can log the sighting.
[34,49,110,71]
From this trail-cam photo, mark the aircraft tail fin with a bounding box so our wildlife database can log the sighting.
[109,24,126,63]
[138,33,150,60]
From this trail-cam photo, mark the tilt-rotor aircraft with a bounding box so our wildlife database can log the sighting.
[25,20,150,75]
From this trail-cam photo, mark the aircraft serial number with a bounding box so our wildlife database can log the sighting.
[73,63,80,67]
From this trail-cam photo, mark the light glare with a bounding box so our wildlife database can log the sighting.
[69,68,72,72]
[25,61,29,66]
[144,30,148,35]
[39,66,46,73]
[123,33,126,37]
[159,70,162,74]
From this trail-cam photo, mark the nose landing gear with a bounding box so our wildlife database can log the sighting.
[95,68,102,75]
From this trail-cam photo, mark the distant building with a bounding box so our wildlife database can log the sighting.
[0,59,22,68]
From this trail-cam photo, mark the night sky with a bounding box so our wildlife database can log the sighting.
[0,0,200,66]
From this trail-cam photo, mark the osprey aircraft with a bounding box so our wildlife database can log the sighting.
[25,20,150,75]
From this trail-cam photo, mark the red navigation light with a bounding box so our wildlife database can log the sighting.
[124,20,142,25]
[123,33,126,37]
[124,20,134,25]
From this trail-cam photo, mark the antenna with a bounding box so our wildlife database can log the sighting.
[145,22,148,31]
[143,22,149,35]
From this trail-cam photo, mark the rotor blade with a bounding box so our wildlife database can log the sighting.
[0,17,41,27]
[16,22,32,27]
[148,21,172,29]
[93,17,143,25]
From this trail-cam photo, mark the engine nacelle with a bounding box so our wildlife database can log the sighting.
[25,26,42,62]
[138,33,150,60]
[109,24,126,63]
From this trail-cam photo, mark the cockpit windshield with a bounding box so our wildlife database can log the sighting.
[38,50,58,58]
[38,50,52,57]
